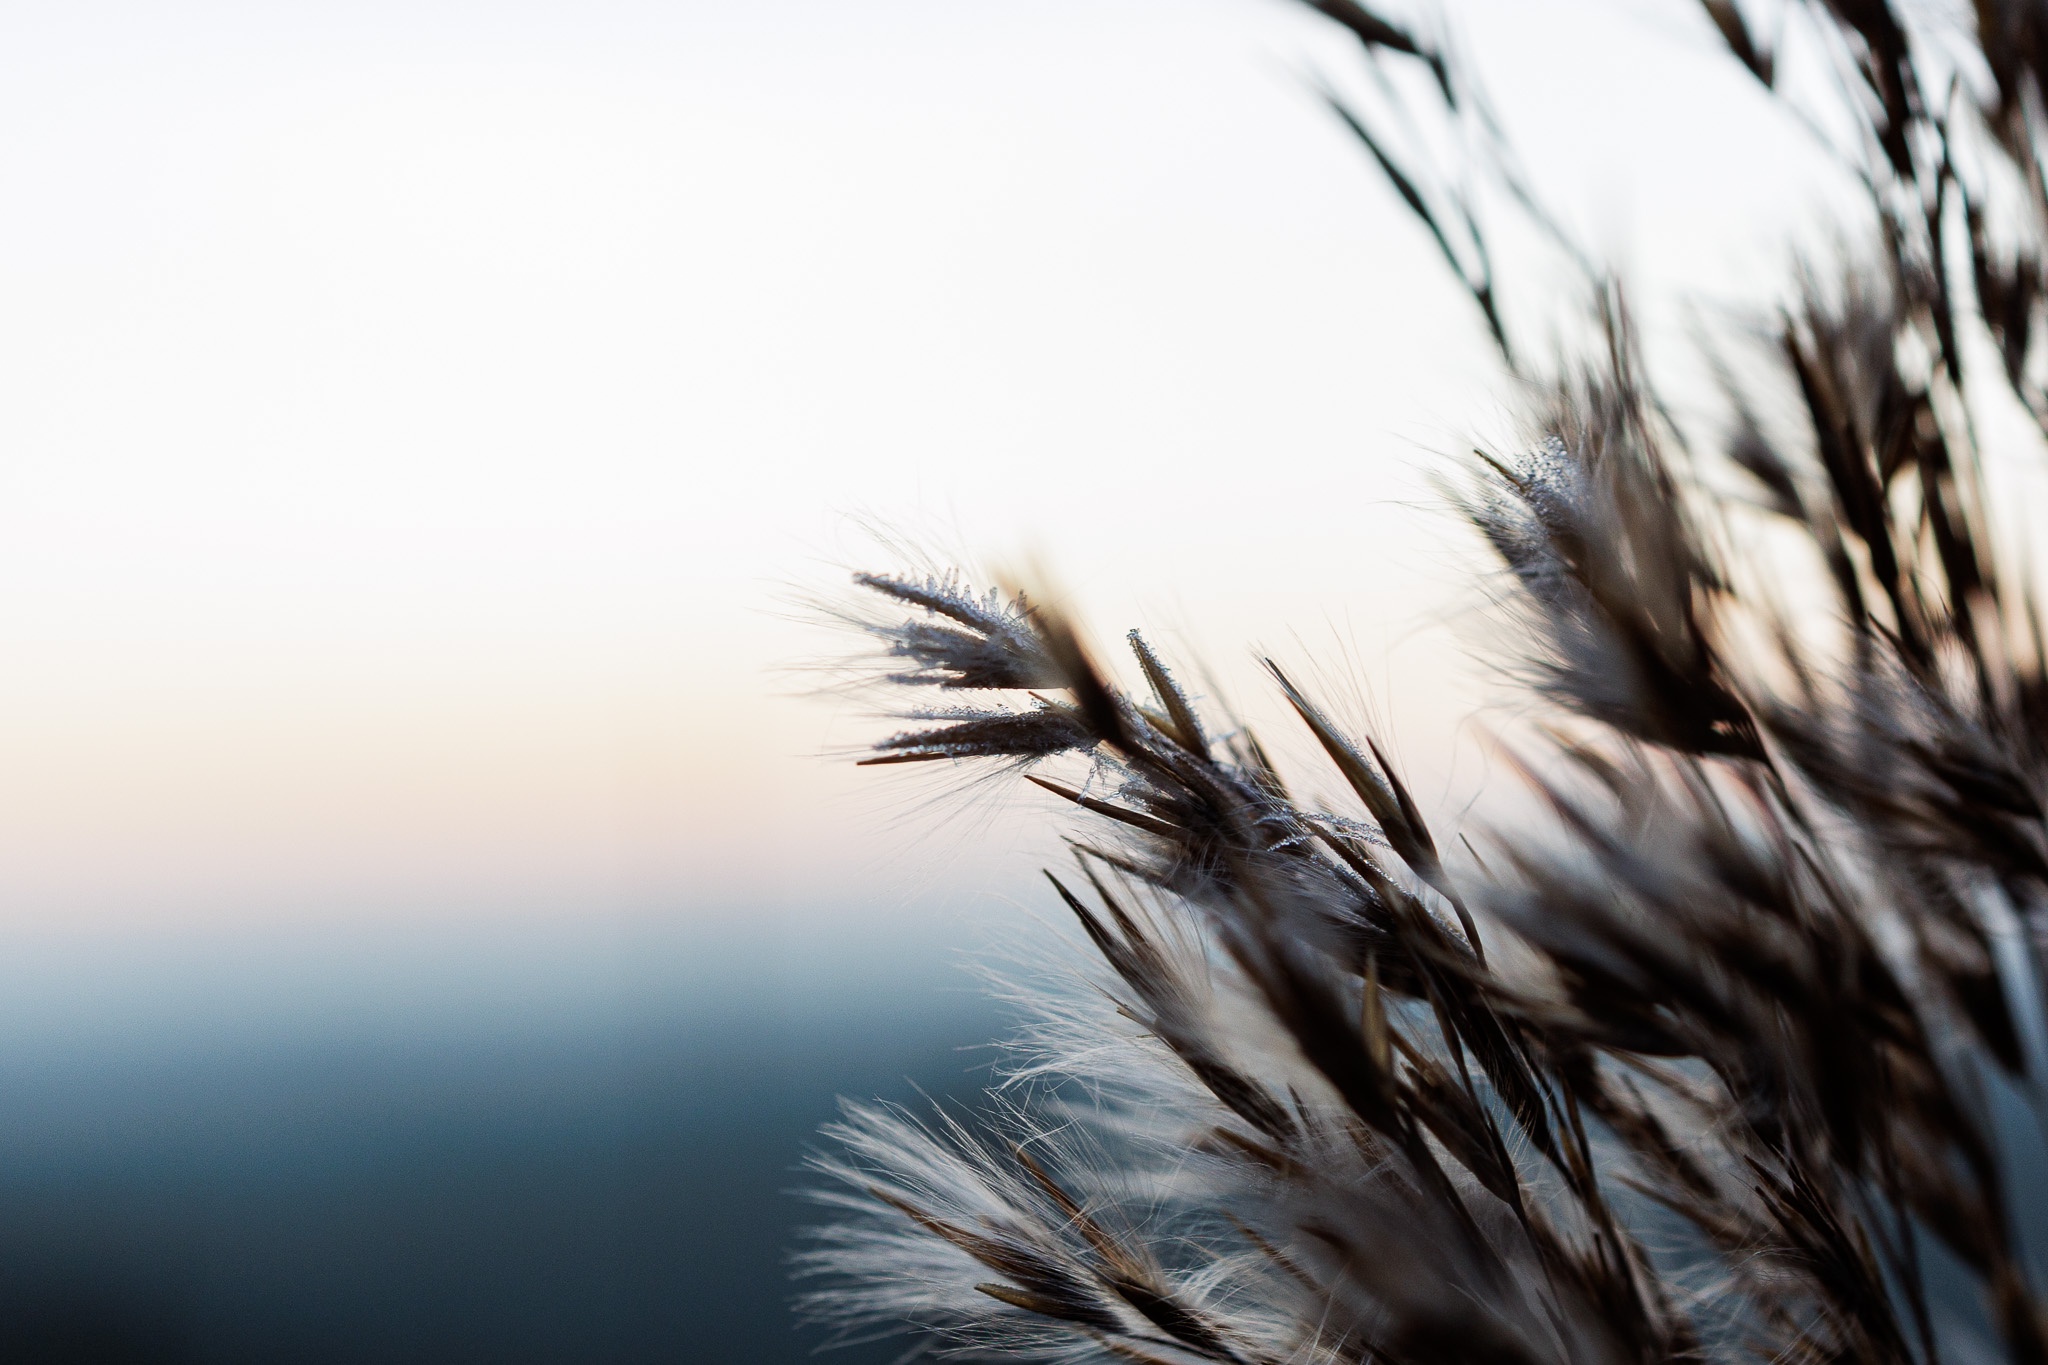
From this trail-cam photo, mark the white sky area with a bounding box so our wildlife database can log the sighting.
[0,0,1833,943]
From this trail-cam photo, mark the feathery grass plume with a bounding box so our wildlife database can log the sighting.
[798,3,2048,1362]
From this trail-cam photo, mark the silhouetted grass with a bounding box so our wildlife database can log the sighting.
[802,3,2048,1363]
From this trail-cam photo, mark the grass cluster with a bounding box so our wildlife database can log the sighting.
[798,4,2048,1363]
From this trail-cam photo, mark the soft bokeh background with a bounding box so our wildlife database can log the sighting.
[0,0,1830,1359]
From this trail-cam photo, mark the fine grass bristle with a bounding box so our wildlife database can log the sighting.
[795,3,2048,1364]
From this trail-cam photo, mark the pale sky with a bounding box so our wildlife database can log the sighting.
[0,0,1832,937]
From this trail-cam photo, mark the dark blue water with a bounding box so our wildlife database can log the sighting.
[0,916,1006,1363]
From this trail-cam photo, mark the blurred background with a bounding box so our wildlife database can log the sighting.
[0,0,1828,1359]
